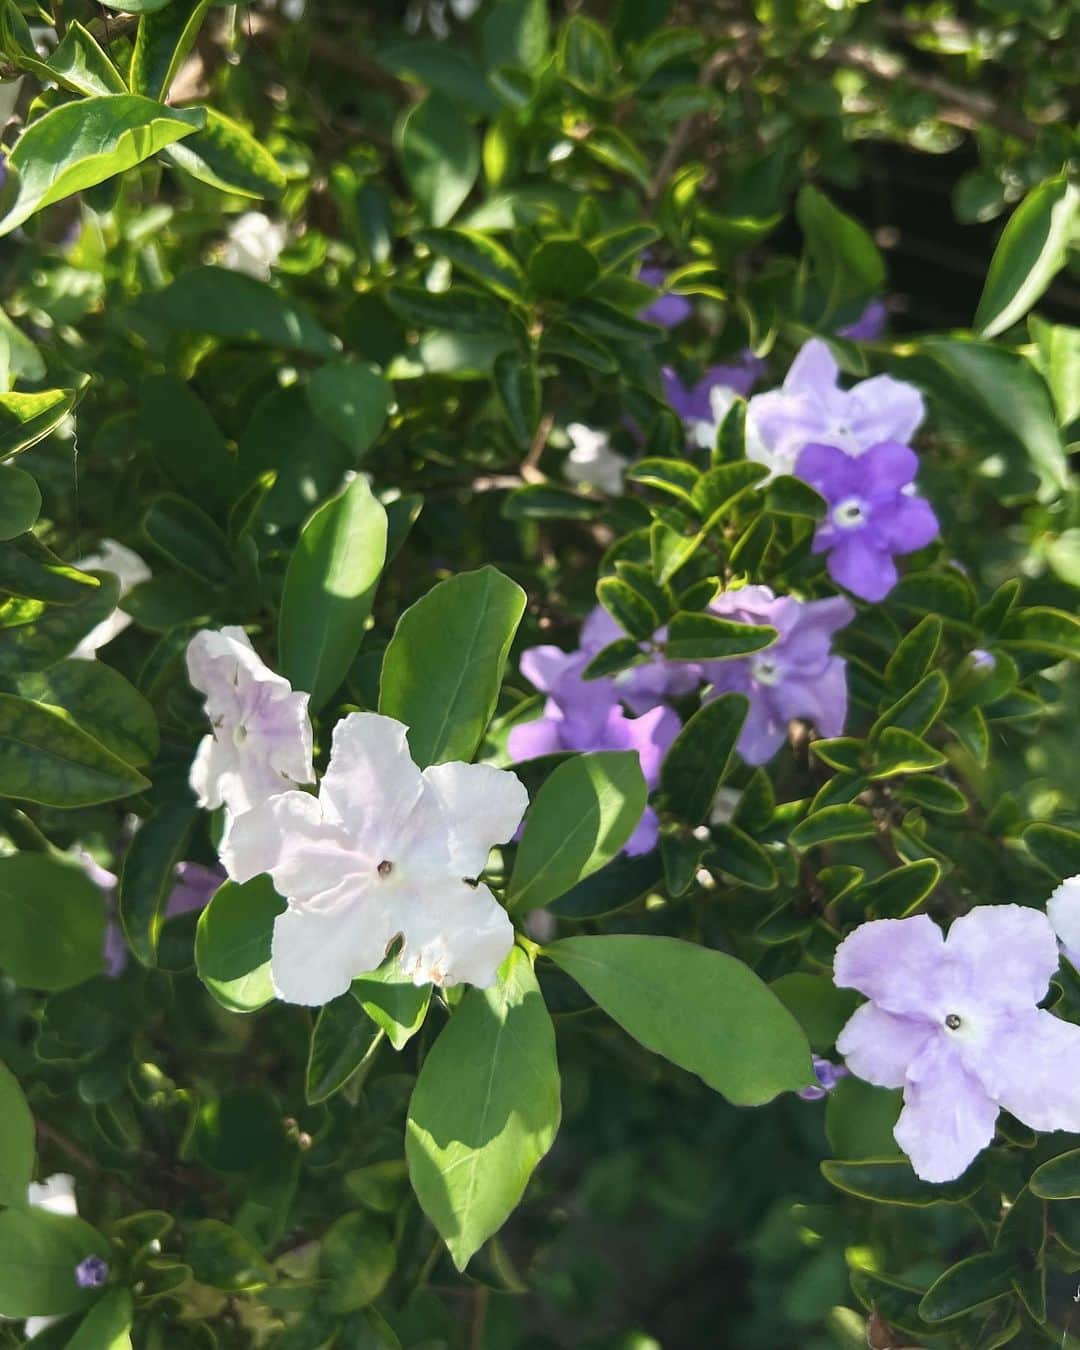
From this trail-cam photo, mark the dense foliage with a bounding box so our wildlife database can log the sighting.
[0,0,1076,1346]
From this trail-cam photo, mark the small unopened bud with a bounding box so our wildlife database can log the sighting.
[75,1255,109,1289]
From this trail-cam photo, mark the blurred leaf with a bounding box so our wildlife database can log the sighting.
[163,108,287,199]
[821,1156,984,1205]
[527,239,599,300]
[919,1250,1016,1322]
[0,389,78,461]
[320,1211,396,1310]
[195,876,284,1014]
[493,349,540,445]
[770,973,858,1052]
[142,494,233,586]
[65,1287,133,1350]
[186,1221,273,1292]
[148,267,336,356]
[0,1060,33,1208]
[120,801,197,967]
[130,0,211,100]
[399,92,479,228]
[796,185,885,323]
[414,228,525,300]
[0,853,106,990]
[0,1208,110,1318]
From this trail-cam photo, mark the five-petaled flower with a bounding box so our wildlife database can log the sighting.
[795,441,939,602]
[700,586,853,764]
[222,712,528,1005]
[187,627,315,831]
[834,906,1080,1183]
[746,338,924,479]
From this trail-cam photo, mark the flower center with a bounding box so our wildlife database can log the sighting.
[832,496,866,530]
[377,859,393,878]
[751,655,782,687]
[944,1013,963,1031]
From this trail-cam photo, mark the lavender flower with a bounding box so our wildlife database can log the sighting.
[580,605,700,715]
[508,643,679,855]
[797,1055,849,1101]
[834,906,1080,1183]
[837,299,888,342]
[638,266,693,329]
[746,339,924,479]
[699,586,853,765]
[75,1256,109,1290]
[795,441,939,603]
[662,356,764,448]
[1048,875,1080,969]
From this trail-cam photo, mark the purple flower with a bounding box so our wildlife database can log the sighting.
[75,1255,109,1289]
[638,266,693,329]
[579,605,700,715]
[662,356,764,448]
[746,339,924,479]
[837,299,888,342]
[508,644,680,855]
[834,906,1080,1183]
[699,586,853,765]
[798,1055,849,1101]
[795,441,939,603]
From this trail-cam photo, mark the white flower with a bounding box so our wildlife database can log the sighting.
[69,539,151,660]
[186,627,314,826]
[405,0,480,37]
[22,1175,77,1339]
[709,786,742,826]
[221,212,287,280]
[221,712,528,1006]
[563,423,626,495]
[1048,875,1080,969]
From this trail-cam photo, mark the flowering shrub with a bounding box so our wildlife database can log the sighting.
[0,1,1076,1346]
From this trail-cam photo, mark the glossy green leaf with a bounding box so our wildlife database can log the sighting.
[0,469,40,542]
[856,858,942,919]
[142,494,233,586]
[307,995,383,1104]
[870,727,948,778]
[399,92,479,227]
[664,611,777,661]
[119,801,198,967]
[65,1286,133,1350]
[279,475,387,711]
[0,389,78,461]
[507,751,646,914]
[47,22,126,96]
[406,947,561,1270]
[974,176,1078,339]
[130,0,211,99]
[414,227,525,299]
[379,566,525,767]
[195,876,284,1014]
[885,616,942,689]
[0,1060,33,1208]
[660,693,747,823]
[872,670,949,739]
[162,107,286,198]
[0,536,100,604]
[999,605,1080,659]
[185,1220,274,1292]
[352,957,431,1051]
[1030,1148,1080,1199]
[0,96,203,236]
[595,575,658,642]
[919,1250,1016,1322]
[15,660,159,767]
[708,823,778,890]
[821,1156,984,1205]
[0,687,149,805]
[306,361,391,460]
[548,935,812,1104]
[0,853,106,990]
[788,804,875,850]
[0,1208,110,1318]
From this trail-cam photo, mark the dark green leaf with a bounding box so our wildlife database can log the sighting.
[885,616,942,689]
[119,801,198,967]
[869,727,948,778]
[186,1220,274,1292]
[148,267,336,356]
[142,494,233,586]
[769,973,859,1052]
[0,466,40,538]
[1030,1148,1080,1199]
[919,1250,1016,1322]
[821,1156,984,1205]
[163,107,286,198]
[195,875,284,1014]
[527,239,599,300]
[707,823,778,890]
[664,611,776,661]
[414,228,524,299]
[0,1060,33,1208]
[399,92,478,227]
[493,349,540,445]
[872,670,949,739]
[306,995,382,1104]
[763,474,826,519]
[595,575,658,642]
[0,853,106,990]
[856,858,942,919]
[320,1212,396,1311]
[659,694,747,823]
[0,536,100,604]
[16,660,158,767]
[789,805,875,850]
[796,186,885,322]
[138,374,237,512]
[547,849,663,920]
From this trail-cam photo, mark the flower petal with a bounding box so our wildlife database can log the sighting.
[785,338,839,395]
[320,712,424,851]
[221,791,357,902]
[605,704,680,788]
[623,803,660,856]
[271,894,395,1006]
[836,1003,936,1088]
[771,656,849,739]
[419,761,529,877]
[508,713,564,762]
[849,374,924,446]
[735,692,787,765]
[520,644,580,694]
[878,495,939,555]
[795,442,863,499]
[973,1009,1080,1134]
[398,879,514,988]
[858,440,919,494]
[826,535,898,603]
[944,904,1059,1011]
[894,1042,998,1183]
[833,913,946,1013]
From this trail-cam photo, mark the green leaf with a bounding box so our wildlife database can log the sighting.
[872,670,949,739]
[1029,315,1080,429]
[379,566,525,767]
[0,688,149,805]
[195,876,284,1014]
[142,494,234,586]
[47,22,126,96]
[0,96,204,237]
[824,1078,902,1159]
[919,1250,1016,1322]
[796,185,885,323]
[821,1156,984,1205]
[0,389,78,461]
[628,456,700,507]
[885,616,942,689]
[0,1060,33,1207]
[279,476,388,712]
[306,361,391,460]
[707,823,778,890]
[664,611,777,661]
[0,1207,110,1318]
[162,107,286,198]
[493,349,540,445]
[856,858,942,919]
[137,374,237,512]
[239,387,349,528]
[15,660,158,767]
[869,727,947,778]
[558,14,615,93]
[507,751,647,914]
[548,935,812,1104]
[307,995,382,1104]
[119,801,198,967]
[769,973,859,1052]
[130,0,211,99]
[1024,822,1080,881]
[1030,1148,1080,1199]
[0,536,100,604]
[659,693,747,823]
[148,267,337,356]
[547,849,663,921]
[811,738,864,773]
[351,957,431,1051]
[898,776,967,815]
[788,805,875,850]
[399,92,478,227]
[387,284,510,336]
[482,0,550,73]
[65,1287,133,1350]
[763,474,826,519]
[595,575,658,642]
[406,947,561,1271]
[503,483,599,521]
[319,1211,396,1311]
[974,176,1079,339]
[999,604,1080,659]
[0,467,40,539]
[186,1220,274,1292]
[527,239,600,301]
[0,853,106,990]
[414,228,525,300]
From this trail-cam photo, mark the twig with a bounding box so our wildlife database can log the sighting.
[521,412,554,484]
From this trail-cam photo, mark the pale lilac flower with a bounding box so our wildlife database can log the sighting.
[222,713,527,1005]
[563,423,626,495]
[795,441,939,603]
[186,627,314,829]
[220,212,286,280]
[662,356,764,448]
[70,539,151,660]
[798,1055,849,1101]
[638,266,693,329]
[1048,876,1080,970]
[837,299,888,342]
[74,1256,108,1290]
[508,644,679,855]
[834,906,1080,1183]
[580,605,700,715]
[746,338,924,478]
[699,586,853,765]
